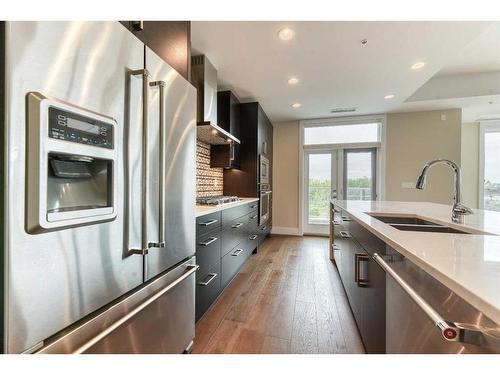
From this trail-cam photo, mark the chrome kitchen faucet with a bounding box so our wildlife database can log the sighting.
[416,159,473,223]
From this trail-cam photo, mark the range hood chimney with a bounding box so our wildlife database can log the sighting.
[191,55,240,145]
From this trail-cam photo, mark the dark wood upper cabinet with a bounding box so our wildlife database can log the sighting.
[217,91,240,140]
[223,102,273,197]
[120,21,191,81]
[211,91,241,169]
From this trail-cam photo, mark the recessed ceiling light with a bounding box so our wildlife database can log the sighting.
[411,62,426,70]
[288,77,299,85]
[278,27,294,41]
[384,94,395,99]
[291,102,301,108]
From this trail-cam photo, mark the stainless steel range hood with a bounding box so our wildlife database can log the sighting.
[191,55,240,145]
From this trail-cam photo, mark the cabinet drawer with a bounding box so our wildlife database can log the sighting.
[221,244,248,288]
[196,261,221,321]
[347,219,386,256]
[221,215,248,256]
[247,216,259,250]
[222,204,251,226]
[196,232,221,271]
[256,222,271,246]
[196,211,222,237]
[248,201,259,214]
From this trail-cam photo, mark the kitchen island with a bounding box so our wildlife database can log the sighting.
[330,200,500,354]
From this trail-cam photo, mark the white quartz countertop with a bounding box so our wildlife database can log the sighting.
[196,197,259,218]
[332,200,500,326]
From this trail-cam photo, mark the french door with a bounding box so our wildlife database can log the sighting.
[303,150,338,235]
[303,147,377,235]
[343,148,377,201]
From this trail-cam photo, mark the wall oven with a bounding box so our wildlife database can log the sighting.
[259,154,270,185]
[259,189,272,225]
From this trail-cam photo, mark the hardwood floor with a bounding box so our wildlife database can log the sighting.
[192,235,365,354]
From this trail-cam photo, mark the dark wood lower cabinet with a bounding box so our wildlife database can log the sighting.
[331,203,386,353]
[195,201,262,321]
[196,261,221,321]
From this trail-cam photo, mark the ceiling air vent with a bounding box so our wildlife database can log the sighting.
[330,107,357,114]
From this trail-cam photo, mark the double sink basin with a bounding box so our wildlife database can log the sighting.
[369,214,471,234]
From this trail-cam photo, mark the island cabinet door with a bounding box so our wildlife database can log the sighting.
[361,254,386,353]
[347,240,365,332]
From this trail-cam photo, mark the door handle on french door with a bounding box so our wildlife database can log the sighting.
[129,69,153,255]
[150,80,167,248]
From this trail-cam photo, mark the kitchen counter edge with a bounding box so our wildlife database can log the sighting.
[196,198,259,217]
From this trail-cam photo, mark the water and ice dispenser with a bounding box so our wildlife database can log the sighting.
[26,92,117,232]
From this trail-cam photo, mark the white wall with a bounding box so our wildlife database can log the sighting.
[271,120,300,234]
[385,109,462,204]
[461,122,480,208]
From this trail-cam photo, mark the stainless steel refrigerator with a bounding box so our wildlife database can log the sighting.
[0,21,197,353]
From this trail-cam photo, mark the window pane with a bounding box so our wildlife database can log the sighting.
[304,123,379,145]
[308,153,331,225]
[345,151,374,201]
[484,131,500,211]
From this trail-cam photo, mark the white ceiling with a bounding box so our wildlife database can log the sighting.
[191,21,498,123]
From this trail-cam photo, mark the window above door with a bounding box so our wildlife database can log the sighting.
[304,122,380,145]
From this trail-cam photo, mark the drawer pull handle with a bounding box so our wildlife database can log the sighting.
[339,231,351,238]
[250,204,258,209]
[251,215,258,220]
[232,223,243,228]
[231,249,243,256]
[200,219,218,227]
[333,220,342,225]
[249,235,258,240]
[199,237,218,246]
[341,216,352,222]
[332,244,340,250]
[355,253,370,287]
[334,208,341,213]
[198,273,218,286]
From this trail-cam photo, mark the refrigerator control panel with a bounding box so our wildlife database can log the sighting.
[48,107,114,149]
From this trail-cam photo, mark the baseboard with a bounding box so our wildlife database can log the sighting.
[271,226,302,236]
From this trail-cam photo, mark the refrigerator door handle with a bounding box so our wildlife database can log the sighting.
[72,264,199,354]
[129,69,158,255]
[149,80,167,248]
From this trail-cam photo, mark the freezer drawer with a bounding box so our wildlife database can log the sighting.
[36,258,197,354]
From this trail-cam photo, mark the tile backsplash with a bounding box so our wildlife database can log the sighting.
[196,141,223,198]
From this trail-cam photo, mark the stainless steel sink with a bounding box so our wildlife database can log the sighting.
[369,214,472,234]
[370,215,436,226]
[389,223,470,234]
